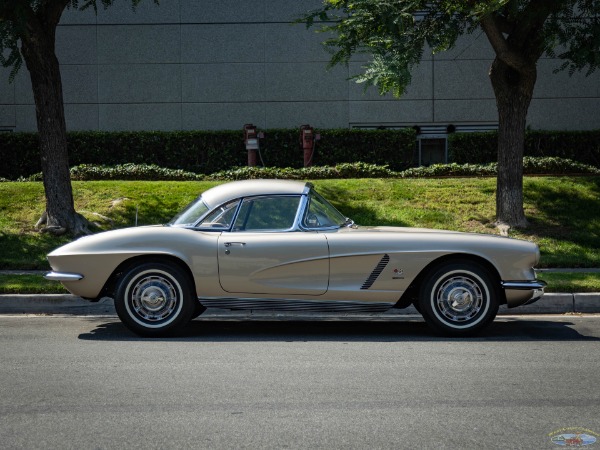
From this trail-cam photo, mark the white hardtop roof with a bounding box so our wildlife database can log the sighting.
[200,179,311,209]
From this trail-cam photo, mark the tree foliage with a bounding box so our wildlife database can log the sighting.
[303,0,600,228]
[305,0,600,96]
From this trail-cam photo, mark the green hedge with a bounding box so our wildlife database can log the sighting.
[0,129,416,180]
[14,157,599,182]
[449,130,600,166]
[4,128,598,180]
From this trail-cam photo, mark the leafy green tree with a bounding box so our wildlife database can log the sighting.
[0,0,153,235]
[303,0,600,227]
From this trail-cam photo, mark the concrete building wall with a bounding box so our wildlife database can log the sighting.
[0,0,598,132]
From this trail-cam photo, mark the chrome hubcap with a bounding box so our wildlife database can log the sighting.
[140,286,168,311]
[131,275,178,322]
[436,275,483,322]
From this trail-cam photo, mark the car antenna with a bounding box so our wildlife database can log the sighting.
[135,206,138,227]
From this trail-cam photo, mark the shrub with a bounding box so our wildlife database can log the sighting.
[0,128,416,180]
[8,157,597,183]
[449,130,600,166]
[523,156,600,175]
[401,157,600,178]
[400,162,497,178]
[69,163,205,181]
[207,162,397,181]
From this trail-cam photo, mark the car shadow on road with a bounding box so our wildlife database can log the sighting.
[78,316,600,342]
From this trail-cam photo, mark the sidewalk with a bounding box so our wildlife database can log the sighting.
[0,293,598,316]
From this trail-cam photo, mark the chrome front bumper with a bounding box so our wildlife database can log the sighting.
[501,280,547,291]
[44,272,84,282]
[501,279,547,308]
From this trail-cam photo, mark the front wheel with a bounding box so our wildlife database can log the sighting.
[418,261,499,336]
[114,262,195,337]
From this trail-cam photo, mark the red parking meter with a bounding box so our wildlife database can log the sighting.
[243,124,260,167]
[300,124,320,167]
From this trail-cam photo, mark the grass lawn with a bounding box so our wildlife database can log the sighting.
[540,272,600,293]
[0,177,599,271]
[0,274,68,294]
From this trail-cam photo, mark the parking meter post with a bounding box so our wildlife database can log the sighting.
[300,124,319,167]
[243,124,260,167]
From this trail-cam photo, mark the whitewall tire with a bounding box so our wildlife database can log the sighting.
[114,262,195,337]
[419,261,499,336]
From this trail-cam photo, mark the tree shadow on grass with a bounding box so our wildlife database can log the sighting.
[519,176,600,265]
[98,194,185,228]
[316,183,410,227]
[524,177,600,234]
[0,232,69,270]
[0,193,186,270]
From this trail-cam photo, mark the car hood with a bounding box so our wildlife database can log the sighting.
[347,225,511,240]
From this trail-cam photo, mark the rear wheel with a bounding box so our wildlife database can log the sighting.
[418,261,499,336]
[114,262,195,337]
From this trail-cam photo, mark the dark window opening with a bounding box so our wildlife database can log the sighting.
[419,138,446,166]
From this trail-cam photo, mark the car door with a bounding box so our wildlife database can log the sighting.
[217,195,329,295]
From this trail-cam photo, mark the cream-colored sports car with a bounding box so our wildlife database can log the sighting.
[46,179,545,337]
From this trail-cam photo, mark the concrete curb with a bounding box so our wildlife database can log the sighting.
[0,295,116,315]
[0,293,598,317]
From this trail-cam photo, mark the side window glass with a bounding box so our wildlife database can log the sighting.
[233,196,301,231]
[197,200,240,230]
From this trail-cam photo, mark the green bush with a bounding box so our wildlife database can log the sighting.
[401,157,600,178]
[9,157,598,182]
[207,162,397,181]
[522,156,600,174]
[449,130,600,166]
[0,128,416,180]
[400,162,497,178]
[0,132,40,179]
[67,163,205,181]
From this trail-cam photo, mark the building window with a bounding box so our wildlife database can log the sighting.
[419,137,447,166]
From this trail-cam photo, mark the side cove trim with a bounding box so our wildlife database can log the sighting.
[360,254,390,290]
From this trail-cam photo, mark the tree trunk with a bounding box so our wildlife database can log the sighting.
[20,24,89,235]
[489,58,536,228]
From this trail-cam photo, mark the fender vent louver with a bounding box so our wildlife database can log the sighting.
[360,254,390,290]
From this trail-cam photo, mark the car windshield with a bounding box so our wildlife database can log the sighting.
[168,196,210,227]
[303,190,349,229]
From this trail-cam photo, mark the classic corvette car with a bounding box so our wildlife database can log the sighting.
[46,179,545,337]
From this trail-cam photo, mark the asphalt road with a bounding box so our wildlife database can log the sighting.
[1,315,599,449]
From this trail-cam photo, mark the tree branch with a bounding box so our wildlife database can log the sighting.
[494,13,514,34]
[510,0,567,61]
[480,14,530,72]
[38,0,72,29]
[0,0,71,38]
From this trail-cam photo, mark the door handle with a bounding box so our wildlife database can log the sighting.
[224,242,246,247]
